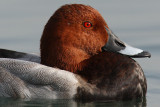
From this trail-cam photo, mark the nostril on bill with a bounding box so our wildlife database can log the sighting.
[115,40,125,48]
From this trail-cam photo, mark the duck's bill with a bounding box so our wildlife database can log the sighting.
[102,27,151,58]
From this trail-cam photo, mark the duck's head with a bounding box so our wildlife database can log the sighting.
[40,4,151,72]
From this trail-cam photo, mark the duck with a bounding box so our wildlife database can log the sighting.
[0,4,151,100]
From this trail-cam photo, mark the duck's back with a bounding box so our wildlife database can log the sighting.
[0,58,79,99]
[0,49,40,63]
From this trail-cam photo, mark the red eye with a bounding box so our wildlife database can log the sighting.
[83,21,92,28]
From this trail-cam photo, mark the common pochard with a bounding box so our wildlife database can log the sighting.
[0,4,151,100]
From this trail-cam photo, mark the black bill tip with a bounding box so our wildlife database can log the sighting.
[130,51,151,58]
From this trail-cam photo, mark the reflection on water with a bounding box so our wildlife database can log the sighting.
[0,97,147,107]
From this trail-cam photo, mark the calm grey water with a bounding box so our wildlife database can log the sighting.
[0,0,159,107]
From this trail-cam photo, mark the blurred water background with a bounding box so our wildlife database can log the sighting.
[0,0,159,107]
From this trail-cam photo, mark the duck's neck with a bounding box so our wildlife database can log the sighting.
[41,47,90,73]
